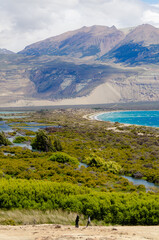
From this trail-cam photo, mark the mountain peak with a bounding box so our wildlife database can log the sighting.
[122,23,159,45]
[0,48,14,54]
[137,23,157,29]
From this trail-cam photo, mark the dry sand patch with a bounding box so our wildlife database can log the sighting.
[0,225,159,240]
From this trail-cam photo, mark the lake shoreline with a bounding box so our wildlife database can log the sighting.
[87,110,159,128]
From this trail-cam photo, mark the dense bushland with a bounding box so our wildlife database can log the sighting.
[0,178,158,225]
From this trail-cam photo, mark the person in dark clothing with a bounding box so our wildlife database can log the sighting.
[86,216,91,227]
[75,215,79,228]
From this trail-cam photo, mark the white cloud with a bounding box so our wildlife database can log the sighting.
[0,0,159,52]
[142,10,159,26]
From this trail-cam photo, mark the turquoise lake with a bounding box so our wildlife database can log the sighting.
[96,110,159,127]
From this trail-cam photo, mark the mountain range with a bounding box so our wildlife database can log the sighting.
[19,24,159,64]
[1,24,159,107]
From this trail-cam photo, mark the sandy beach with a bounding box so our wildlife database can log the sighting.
[0,224,159,240]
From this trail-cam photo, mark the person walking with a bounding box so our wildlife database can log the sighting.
[75,215,79,228]
[86,216,91,227]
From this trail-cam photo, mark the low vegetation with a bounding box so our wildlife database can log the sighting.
[0,209,86,226]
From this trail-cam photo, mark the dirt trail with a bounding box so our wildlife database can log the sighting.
[0,224,159,240]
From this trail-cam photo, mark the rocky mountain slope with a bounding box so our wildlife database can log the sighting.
[19,25,125,58]
[1,24,159,107]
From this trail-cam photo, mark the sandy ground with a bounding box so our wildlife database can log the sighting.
[2,81,121,107]
[0,224,159,240]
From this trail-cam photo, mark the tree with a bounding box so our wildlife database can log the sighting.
[31,130,54,152]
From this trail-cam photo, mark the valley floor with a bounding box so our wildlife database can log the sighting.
[0,224,159,240]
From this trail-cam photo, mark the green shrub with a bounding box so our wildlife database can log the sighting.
[86,154,122,174]
[86,155,105,167]
[1,219,16,225]
[103,161,122,174]
[13,136,29,143]
[49,152,79,166]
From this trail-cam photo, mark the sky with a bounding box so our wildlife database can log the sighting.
[0,0,159,52]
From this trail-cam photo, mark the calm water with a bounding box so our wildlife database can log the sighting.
[96,110,159,127]
[0,121,57,133]
[0,121,13,132]
[0,111,25,114]
[8,137,32,150]
[0,111,26,119]
[122,175,159,191]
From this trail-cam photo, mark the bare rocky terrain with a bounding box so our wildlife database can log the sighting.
[0,224,159,240]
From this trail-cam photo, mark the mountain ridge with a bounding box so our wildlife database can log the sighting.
[18,25,125,58]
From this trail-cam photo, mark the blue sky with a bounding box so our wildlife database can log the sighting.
[142,0,159,3]
[0,0,159,52]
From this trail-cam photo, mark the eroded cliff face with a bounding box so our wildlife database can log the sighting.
[102,68,159,103]
[47,66,159,106]
[0,68,36,105]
